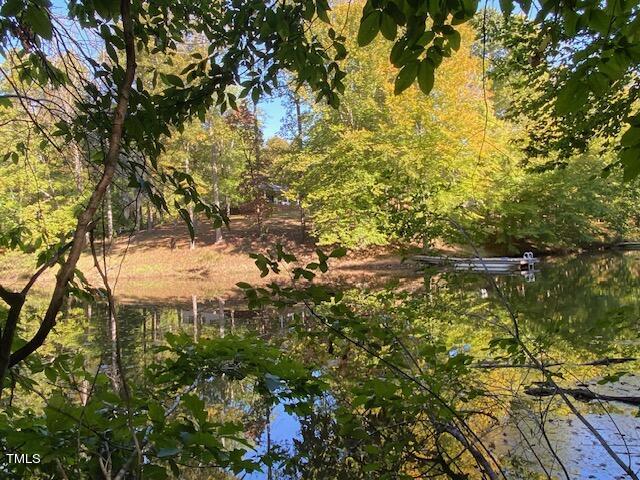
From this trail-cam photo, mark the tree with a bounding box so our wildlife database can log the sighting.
[0,0,350,386]
[226,102,273,236]
[482,8,640,178]
[1,0,638,386]
[276,12,514,248]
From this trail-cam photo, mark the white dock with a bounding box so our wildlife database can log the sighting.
[616,242,640,249]
[414,252,539,272]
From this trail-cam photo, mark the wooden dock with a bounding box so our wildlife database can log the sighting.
[414,252,539,273]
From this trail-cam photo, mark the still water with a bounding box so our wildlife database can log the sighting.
[37,251,640,478]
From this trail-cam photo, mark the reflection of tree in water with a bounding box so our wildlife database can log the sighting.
[277,394,489,480]
[279,399,355,480]
[9,252,639,478]
[427,252,640,358]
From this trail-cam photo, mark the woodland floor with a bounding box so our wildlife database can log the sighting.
[0,207,435,303]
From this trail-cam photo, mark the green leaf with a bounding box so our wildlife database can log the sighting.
[587,72,609,95]
[362,462,381,472]
[555,80,588,115]
[417,60,435,95]
[380,12,397,41]
[94,0,120,18]
[142,464,169,480]
[1,0,22,16]
[357,10,381,47]
[394,61,418,95]
[164,74,184,88]
[370,378,397,397]
[316,0,331,23]
[24,5,52,40]
[499,0,513,16]
[183,394,206,422]
[178,208,195,240]
[156,447,180,458]
[251,87,261,104]
[564,9,579,35]
[264,373,282,393]
[621,126,640,147]
[426,46,443,67]
[587,9,610,34]
[148,402,165,424]
[447,30,461,51]
[620,147,640,181]
[598,53,626,80]
[44,366,57,382]
[303,0,315,21]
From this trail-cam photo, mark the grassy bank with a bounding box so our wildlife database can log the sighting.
[0,210,417,303]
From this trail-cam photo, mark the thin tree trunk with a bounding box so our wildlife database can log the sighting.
[106,184,114,239]
[293,93,306,241]
[211,143,222,243]
[252,101,265,236]
[192,295,199,341]
[146,201,153,230]
[135,194,142,231]
[74,143,83,193]
[294,94,303,147]
[185,156,196,249]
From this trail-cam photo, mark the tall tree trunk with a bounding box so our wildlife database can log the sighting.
[192,295,199,341]
[106,184,114,239]
[146,201,153,230]
[185,156,196,249]
[294,93,306,241]
[0,0,137,384]
[294,94,303,147]
[252,101,265,237]
[211,143,223,243]
[135,194,142,231]
[73,144,83,193]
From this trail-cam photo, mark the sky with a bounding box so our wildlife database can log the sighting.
[260,96,287,140]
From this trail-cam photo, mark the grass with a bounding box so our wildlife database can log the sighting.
[0,249,38,290]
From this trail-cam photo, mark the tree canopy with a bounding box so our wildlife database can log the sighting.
[0,0,639,478]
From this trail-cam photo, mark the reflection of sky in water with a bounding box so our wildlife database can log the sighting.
[244,402,300,480]
[494,407,640,479]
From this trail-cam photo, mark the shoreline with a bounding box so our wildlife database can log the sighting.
[1,213,636,303]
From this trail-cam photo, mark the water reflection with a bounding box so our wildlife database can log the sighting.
[18,251,640,478]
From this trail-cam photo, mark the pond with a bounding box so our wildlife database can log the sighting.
[18,251,640,479]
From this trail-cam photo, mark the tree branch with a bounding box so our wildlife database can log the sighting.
[7,0,137,370]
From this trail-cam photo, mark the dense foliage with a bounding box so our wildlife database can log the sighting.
[0,0,639,478]
[273,6,640,251]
